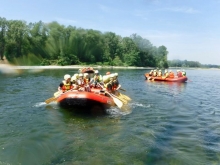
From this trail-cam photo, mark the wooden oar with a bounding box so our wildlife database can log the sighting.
[97,83,124,109]
[119,93,131,101]
[115,94,128,104]
[119,88,126,92]
[45,91,63,104]
[105,91,123,108]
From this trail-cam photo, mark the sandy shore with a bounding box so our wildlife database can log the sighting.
[0,63,219,75]
[0,63,154,74]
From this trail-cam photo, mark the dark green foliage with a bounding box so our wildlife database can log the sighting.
[1,17,170,67]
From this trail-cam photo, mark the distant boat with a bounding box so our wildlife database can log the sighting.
[145,73,188,82]
[79,67,95,73]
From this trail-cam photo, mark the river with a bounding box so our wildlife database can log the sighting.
[0,68,219,165]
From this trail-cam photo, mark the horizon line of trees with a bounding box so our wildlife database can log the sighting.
[0,17,169,68]
[168,59,220,68]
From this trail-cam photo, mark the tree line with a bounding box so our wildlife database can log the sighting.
[168,59,220,68]
[0,17,169,68]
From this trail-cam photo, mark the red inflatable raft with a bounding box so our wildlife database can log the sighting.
[79,67,95,73]
[56,90,115,110]
[145,73,188,82]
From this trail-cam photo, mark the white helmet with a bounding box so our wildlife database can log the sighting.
[71,76,76,81]
[114,73,118,76]
[79,73,83,77]
[110,74,114,78]
[74,73,79,78]
[95,70,99,74]
[64,74,71,80]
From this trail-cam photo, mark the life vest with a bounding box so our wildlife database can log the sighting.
[153,71,157,77]
[169,72,174,78]
[94,75,102,82]
[77,78,85,87]
[104,80,113,92]
[177,72,183,77]
[164,72,169,77]
[61,80,72,92]
[157,71,162,77]
[113,79,119,90]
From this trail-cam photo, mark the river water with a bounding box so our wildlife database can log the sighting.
[0,68,219,165]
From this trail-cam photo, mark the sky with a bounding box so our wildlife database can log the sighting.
[1,0,220,65]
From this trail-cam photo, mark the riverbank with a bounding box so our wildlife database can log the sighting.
[0,63,219,75]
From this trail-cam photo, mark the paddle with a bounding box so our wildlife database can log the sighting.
[45,90,63,104]
[44,89,75,104]
[105,91,123,108]
[119,88,126,92]
[97,83,123,109]
[119,93,131,101]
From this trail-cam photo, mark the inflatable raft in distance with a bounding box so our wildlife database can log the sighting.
[145,73,188,82]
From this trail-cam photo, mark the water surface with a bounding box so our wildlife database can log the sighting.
[0,68,219,165]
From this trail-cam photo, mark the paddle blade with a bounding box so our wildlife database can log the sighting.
[45,97,57,104]
[54,91,62,97]
[112,97,123,109]
[120,93,131,101]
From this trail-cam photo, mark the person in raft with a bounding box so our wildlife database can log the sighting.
[152,70,157,77]
[163,69,169,78]
[77,73,86,91]
[182,70,186,76]
[106,71,111,75]
[176,70,183,77]
[104,74,114,93]
[112,73,121,94]
[83,73,91,92]
[157,70,162,77]
[168,70,175,78]
[58,74,73,92]
[70,76,79,90]
[90,70,103,87]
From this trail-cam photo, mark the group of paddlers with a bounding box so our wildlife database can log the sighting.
[148,69,186,79]
[58,70,121,95]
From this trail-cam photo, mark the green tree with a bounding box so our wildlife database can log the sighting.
[5,20,29,61]
[0,17,7,60]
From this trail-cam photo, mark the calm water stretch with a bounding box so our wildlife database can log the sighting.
[0,68,220,165]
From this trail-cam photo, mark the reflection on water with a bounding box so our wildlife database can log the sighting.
[0,69,220,164]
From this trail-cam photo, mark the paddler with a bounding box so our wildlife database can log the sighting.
[90,70,103,87]
[58,74,73,92]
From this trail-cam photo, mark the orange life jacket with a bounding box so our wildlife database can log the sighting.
[61,80,72,92]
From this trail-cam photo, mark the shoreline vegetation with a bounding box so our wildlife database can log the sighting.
[1,17,219,69]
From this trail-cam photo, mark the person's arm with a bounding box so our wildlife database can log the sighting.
[58,82,64,91]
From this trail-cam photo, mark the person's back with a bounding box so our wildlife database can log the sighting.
[153,70,157,77]
[104,74,114,93]
[157,70,162,77]
[177,70,183,77]
[112,73,121,93]
[182,70,186,76]
[168,71,174,78]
